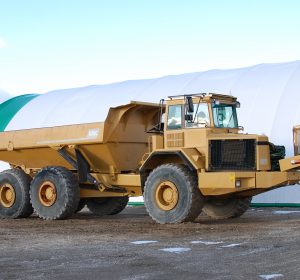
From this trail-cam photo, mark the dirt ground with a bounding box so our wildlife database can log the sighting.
[0,206,300,280]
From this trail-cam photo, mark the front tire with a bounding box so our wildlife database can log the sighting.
[144,164,203,224]
[30,166,80,220]
[0,169,33,219]
[203,197,252,220]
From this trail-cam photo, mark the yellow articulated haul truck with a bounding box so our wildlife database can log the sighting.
[0,92,300,224]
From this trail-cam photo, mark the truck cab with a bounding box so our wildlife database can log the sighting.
[164,93,240,148]
[136,93,300,224]
[148,93,272,173]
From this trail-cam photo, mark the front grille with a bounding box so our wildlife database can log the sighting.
[209,139,256,171]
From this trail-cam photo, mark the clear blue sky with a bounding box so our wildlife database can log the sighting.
[0,0,299,94]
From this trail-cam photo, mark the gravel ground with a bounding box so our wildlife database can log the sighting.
[0,206,300,280]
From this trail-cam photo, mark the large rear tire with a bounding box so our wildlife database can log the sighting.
[30,166,80,220]
[144,164,203,224]
[86,196,129,216]
[0,169,33,219]
[203,197,252,220]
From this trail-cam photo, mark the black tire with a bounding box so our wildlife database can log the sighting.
[30,166,80,220]
[144,164,204,224]
[75,199,86,213]
[203,197,252,220]
[0,169,33,219]
[86,196,129,216]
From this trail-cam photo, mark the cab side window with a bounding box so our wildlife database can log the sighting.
[167,105,182,130]
[185,103,210,128]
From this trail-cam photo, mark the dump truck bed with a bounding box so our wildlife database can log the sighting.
[0,102,161,173]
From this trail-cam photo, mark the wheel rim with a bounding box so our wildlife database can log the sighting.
[155,181,179,211]
[38,181,57,207]
[0,184,16,208]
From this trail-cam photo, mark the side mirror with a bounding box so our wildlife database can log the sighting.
[186,96,194,113]
[236,101,240,108]
[185,114,193,122]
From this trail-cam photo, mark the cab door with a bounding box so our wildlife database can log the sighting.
[164,104,184,148]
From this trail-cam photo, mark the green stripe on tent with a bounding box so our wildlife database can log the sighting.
[0,94,39,132]
[128,202,145,206]
[251,203,300,207]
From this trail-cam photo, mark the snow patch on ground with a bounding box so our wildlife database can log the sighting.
[159,248,191,254]
[238,247,269,256]
[259,273,283,279]
[220,243,242,248]
[190,241,223,245]
[273,210,300,214]
[131,241,158,245]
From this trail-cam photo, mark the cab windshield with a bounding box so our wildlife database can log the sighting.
[212,103,238,128]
